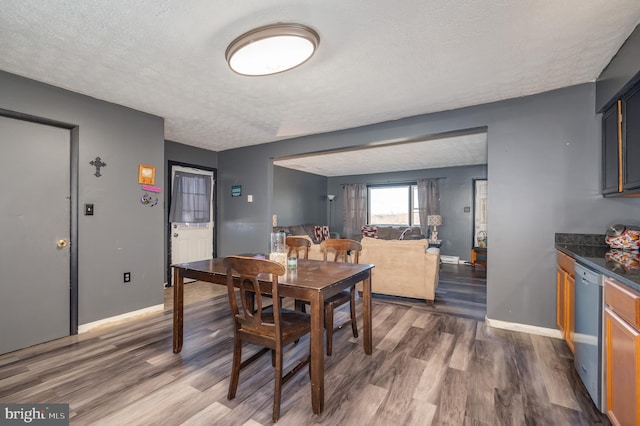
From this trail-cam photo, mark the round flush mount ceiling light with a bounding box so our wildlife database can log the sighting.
[226,23,320,76]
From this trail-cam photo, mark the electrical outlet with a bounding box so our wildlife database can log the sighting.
[124,272,131,283]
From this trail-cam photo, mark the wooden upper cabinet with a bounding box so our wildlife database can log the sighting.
[603,80,640,196]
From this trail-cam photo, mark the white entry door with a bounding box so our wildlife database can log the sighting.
[170,165,214,285]
[0,116,71,355]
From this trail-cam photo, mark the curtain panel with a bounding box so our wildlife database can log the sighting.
[342,183,367,239]
[169,171,212,223]
[417,178,440,236]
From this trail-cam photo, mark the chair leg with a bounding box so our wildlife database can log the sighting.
[349,287,358,338]
[325,305,334,356]
[273,346,283,423]
[294,299,306,313]
[228,337,242,400]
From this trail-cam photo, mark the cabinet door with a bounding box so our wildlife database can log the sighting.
[605,308,640,426]
[603,101,622,194]
[622,84,640,190]
[565,273,575,354]
[557,266,566,333]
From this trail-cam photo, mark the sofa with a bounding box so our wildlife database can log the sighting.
[273,225,336,261]
[357,237,440,304]
[273,224,339,242]
[279,226,440,304]
[359,225,426,241]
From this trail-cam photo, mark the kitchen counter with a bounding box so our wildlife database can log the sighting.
[555,233,640,293]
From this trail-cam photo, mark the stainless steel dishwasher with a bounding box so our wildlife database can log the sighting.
[573,262,605,412]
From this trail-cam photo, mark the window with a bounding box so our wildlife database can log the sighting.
[169,171,212,224]
[368,184,420,225]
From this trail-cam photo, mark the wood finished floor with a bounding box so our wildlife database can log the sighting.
[0,266,609,425]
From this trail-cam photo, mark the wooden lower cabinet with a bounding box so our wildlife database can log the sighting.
[605,278,640,426]
[557,266,566,333]
[565,274,575,353]
[556,251,575,353]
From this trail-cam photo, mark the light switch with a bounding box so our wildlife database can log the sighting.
[85,203,94,216]
[247,195,253,203]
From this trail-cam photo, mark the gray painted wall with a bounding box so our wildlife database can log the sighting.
[1,71,165,325]
[328,164,488,260]
[218,83,640,330]
[273,166,327,227]
[6,25,635,332]
[164,140,218,282]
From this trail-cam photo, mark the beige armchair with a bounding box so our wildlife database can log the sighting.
[357,237,440,305]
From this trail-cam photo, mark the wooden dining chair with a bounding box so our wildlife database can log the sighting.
[321,239,362,356]
[223,256,311,423]
[286,236,311,259]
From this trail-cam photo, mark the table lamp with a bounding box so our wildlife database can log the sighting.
[427,215,442,240]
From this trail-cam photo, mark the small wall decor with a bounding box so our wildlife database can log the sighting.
[231,185,242,197]
[140,184,161,207]
[138,164,156,185]
[141,192,157,206]
[89,156,106,177]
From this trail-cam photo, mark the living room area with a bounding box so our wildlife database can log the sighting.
[271,132,489,317]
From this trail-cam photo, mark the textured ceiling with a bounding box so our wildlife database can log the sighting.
[1,1,639,175]
[274,131,488,177]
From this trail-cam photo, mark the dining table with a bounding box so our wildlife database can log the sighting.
[171,257,374,415]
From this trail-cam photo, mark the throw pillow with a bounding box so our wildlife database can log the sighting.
[313,225,330,242]
[361,225,378,238]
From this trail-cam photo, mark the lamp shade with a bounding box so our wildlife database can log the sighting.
[226,23,319,76]
[427,215,442,226]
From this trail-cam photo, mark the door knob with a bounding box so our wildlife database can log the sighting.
[174,233,179,237]
[57,239,69,248]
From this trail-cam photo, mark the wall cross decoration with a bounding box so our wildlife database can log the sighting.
[89,157,106,177]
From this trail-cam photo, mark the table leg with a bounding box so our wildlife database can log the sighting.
[309,293,324,414]
[173,267,184,353]
[363,272,372,355]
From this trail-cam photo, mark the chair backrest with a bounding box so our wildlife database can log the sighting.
[286,236,311,260]
[223,256,285,337]
[320,239,362,263]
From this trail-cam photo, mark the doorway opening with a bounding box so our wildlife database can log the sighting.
[166,161,217,286]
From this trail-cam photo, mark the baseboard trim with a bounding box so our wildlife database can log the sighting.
[485,316,563,339]
[78,304,164,333]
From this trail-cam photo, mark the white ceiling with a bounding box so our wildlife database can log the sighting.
[1,1,639,175]
[274,131,488,177]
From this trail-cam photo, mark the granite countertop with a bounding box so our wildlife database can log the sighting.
[555,233,640,293]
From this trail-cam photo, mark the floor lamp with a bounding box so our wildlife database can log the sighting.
[328,194,335,229]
